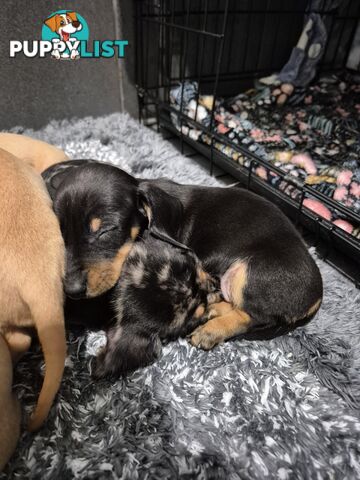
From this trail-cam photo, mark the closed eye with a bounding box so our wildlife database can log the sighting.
[98,226,118,238]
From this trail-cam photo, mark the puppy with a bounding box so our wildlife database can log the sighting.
[0,334,21,472]
[43,160,322,349]
[44,11,82,60]
[94,233,220,378]
[0,133,69,174]
[43,161,142,300]
[0,148,66,431]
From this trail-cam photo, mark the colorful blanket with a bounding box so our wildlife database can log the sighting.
[170,76,360,239]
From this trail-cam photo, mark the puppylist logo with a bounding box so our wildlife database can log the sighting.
[9,10,128,60]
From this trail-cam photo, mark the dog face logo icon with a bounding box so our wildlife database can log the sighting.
[42,10,89,60]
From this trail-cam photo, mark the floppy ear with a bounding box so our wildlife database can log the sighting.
[67,11,78,22]
[42,160,96,200]
[137,182,185,244]
[44,15,58,32]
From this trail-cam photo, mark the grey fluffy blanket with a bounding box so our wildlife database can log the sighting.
[2,113,360,480]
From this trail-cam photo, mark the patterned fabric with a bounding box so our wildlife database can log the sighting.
[170,75,360,238]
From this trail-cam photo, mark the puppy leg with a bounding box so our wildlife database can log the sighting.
[183,301,233,340]
[0,335,21,471]
[189,309,252,350]
[205,301,233,320]
[0,395,21,472]
[94,325,162,378]
[179,311,208,339]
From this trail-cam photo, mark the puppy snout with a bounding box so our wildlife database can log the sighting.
[72,20,80,28]
[65,271,87,299]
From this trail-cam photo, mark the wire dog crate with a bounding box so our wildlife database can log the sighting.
[136,0,360,285]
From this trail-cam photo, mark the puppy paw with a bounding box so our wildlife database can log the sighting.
[205,307,220,320]
[188,324,223,350]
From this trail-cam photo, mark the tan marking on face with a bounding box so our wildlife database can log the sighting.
[229,262,248,308]
[189,309,251,350]
[194,304,205,318]
[90,217,102,233]
[86,243,133,297]
[130,225,140,241]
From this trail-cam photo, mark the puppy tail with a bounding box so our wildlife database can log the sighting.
[27,304,66,432]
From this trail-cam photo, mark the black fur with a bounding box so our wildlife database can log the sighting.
[43,161,144,299]
[93,234,218,378]
[42,161,323,342]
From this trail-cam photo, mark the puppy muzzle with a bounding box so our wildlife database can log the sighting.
[64,271,87,299]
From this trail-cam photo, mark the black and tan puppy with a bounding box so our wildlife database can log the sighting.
[43,160,322,350]
[94,233,219,378]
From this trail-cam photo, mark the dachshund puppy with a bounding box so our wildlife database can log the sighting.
[43,160,144,300]
[0,133,69,174]
[43,160,322,349]
[0,148,66,432]
[94,233,219,378]
[0,334,21,471]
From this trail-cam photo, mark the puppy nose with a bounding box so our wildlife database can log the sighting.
[65,273,87,299]
[72,20,80,28]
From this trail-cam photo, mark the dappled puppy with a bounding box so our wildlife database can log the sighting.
[94,234,220,378]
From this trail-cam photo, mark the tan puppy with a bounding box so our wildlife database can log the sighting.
[0,334,21,471]
[0,133,68,174]
[0,148,66,432]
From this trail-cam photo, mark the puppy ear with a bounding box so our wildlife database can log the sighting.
[67,11,78,22]
[42,160,96,200]
[44,15,58,32]
[137,182,184,243]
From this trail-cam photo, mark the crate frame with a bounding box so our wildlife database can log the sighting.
[135,0,360,286]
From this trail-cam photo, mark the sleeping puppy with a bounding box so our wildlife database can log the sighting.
[94,233,220,378]
[0,334,21,471]
[0,148,66,432]
[0,133,69,173]
[42,160,322,349]
[43,160,142,300]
